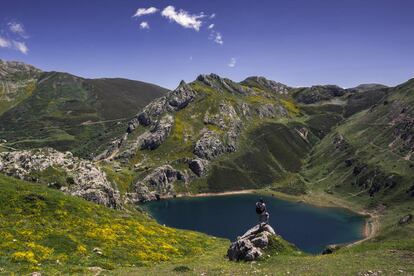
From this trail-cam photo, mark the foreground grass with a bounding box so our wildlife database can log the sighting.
[0,173,413,275]
[116,247,414,275]
[116,186,414,275]
[0,174,222,274]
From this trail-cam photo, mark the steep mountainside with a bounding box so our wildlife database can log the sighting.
[0,60,41,115]
[0,61,168,157]
[303,78,414,205]
[94,73,400,204]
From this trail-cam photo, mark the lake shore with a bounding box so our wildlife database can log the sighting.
[177,188,379,244]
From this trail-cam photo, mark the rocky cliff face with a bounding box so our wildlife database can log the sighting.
[94,73,299,201]
[0,148,120,208]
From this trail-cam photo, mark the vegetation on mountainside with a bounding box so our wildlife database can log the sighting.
[303,79,414,206]
[0,72,168,158]
[0,174,221,274]
[1,60,413,274]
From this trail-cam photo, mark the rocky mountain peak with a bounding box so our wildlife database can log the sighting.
[0,59,42,80]
[242,76,290,94]
[196,73,253,95]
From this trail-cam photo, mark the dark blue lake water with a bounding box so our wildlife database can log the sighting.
[142,194,365,254]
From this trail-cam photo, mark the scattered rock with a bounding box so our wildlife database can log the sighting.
[88,266,104,276]
[322,244,342,254]
[398,214,412,225]
[92,248,103,255]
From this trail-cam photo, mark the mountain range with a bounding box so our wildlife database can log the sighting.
[0,59,413,274]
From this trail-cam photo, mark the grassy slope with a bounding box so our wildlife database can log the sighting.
[0,73,167,158]
[0,174,222,274]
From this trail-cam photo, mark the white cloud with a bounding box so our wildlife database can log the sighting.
[214,32,223,44]
[161,6,204,31]
[133,7,158,17]
[208,24,214,29]
[8,22,25,35]
[210,13,216,19]
[13,41,28,54]
[0,36,11,48]
[0,37,28,54]
[140,21,150,29]
[228,57,236,68]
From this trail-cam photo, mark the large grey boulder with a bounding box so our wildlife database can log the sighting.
[227,224,276,261]
[0,148,120,208]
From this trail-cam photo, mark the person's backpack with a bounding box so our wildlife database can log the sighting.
[256,202,265,214]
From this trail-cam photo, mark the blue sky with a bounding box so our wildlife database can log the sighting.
[1,0,413,89]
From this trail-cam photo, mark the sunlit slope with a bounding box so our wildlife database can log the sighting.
[0,71,167,157]
[303,78,414,205]
[0,174,221,274]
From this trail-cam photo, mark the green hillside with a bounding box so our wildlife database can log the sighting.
[1,61,413,275]
[0,66,168,158]
[0,174,221,274]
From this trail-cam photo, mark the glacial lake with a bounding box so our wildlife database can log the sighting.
[142,194,366,254]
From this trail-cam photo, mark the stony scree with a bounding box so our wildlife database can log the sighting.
[227,224,277,261]
[0,148,120,208]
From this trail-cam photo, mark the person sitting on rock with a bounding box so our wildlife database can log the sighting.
[255,198,269,225]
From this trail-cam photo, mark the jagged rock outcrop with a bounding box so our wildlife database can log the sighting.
[0,148,120,208]
[197,74,253,95]
[242,76,290,94]
[204,101,240,129]
[129,165,186,202]
[0,59,41,79]
[106,81,195,159]
[168,80,197,110]
[140,115,174,150]
[127,81,195,133]
[193,130,227,160]
[227,224,277,261]
[188,158,209,177]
